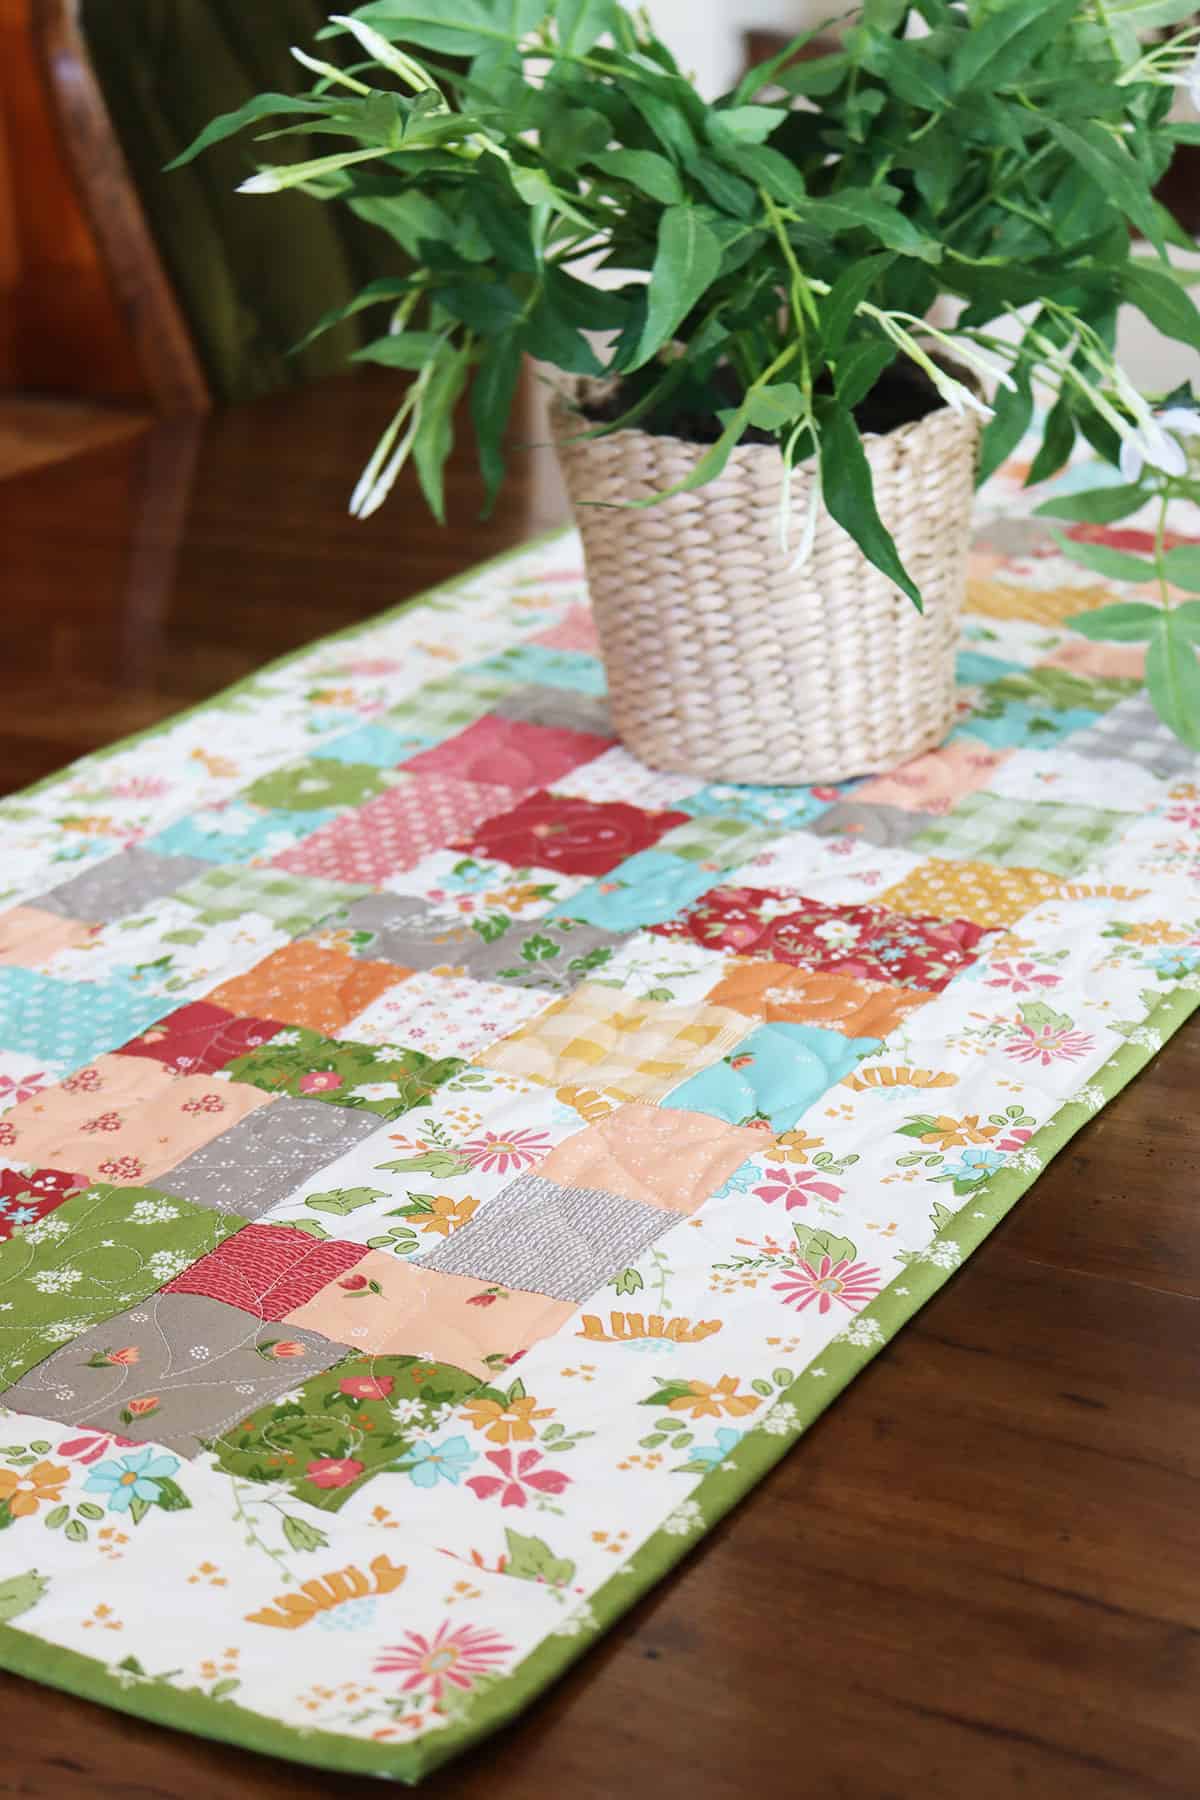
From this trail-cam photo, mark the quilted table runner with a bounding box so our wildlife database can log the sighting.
[1,457,1198,1782]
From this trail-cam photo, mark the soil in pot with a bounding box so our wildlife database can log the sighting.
[578,356,947,447]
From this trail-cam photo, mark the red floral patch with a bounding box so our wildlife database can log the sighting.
[115,1001,285,1078]
[454,789,689,877]
[648,885,993,991]
[0,1166,88,1242]
[399,714,614,790]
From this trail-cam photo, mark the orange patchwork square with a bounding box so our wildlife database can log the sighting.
[282,1251,574,1379]
[853,738,1011,815]
[0,906,97,968]
[538,1104,767,1216]
[707,960,935,1038]
[877,858,1063,929]
[208,942,412,1036]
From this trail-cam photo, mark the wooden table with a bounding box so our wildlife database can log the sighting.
[2,371,1198,1800]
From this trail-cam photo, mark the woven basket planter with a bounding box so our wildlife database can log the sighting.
[552,386,981,786]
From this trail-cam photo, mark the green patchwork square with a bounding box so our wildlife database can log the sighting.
[909,790,1131,877]
[243,760,394,813]
[208,1353,482,1512]
[0,1184,242,1387]
[226,1025,465,1118]
[175,865,369,935]
[385,670,516,736]
[983,667,1140,717]
[655,814,777,868]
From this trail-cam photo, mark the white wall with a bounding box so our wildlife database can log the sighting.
[640,0,832,97]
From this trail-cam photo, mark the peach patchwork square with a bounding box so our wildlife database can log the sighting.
[0,1051,275,1186]
[707,960,935,1038]
[877,858,1064,929]
[283,1251,574,1377]
[853,738,1011,815]
[207,942,412,1037]
[538,1104,766,1215]
[1041,639,1147,682]
[476,982,749,1103]
[0,907,97,968]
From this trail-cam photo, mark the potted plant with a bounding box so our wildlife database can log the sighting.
[177,0,1200,779]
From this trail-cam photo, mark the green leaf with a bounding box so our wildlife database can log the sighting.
[1170,600,1200,643]
[503,1529,575,1587]
[471,333,523,514]
[75,1503,105,1521]
[1044,119,1163,251]
[586,148,683,205]
[818,401,922,610]
[284,1218,330,1239]
[414,343,473,522]
[949,0,1080,96]
[0,1572,49,1621]
[210,1677,241,1701]
[432,283,523,335]
[1049,530,1157,585]
[1070,603,1162,642]
[821,253,894,361]
[374,1150,473,1178]
[330,0,545,56]
[1019,1002,1073,1033]
[556,0,618,54]
[744,383,806,430]
[625,207,722,372]
[353,332,448,371]
[1162,546,1200,594]
[281,1514,329,1552]
[709,105,788,146]
[833,339,897,413]
[304,1186,388,1216]
[611,1266,645,1296]
[1123,264,1200,354]
[1025,395,1075,488]
[774,52,848,97]
[151,1477,191,1513]
[42,1506,69,1530]
[1145,615,1200,749]
[165,93,332,170]
[63,1519,88,1544]
[1034,483,1146,525]
[800,190,941,263]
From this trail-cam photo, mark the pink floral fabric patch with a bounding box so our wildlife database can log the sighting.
[398,715,614,790]
[271,776,527,884]
[852,738,1012,815]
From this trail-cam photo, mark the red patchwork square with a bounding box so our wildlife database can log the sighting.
[164,1223,366,1321]
[454,789,690,877]
[116,1001,285,1077]
[271,775,526,884]
[399,714,613,789]
[649,885,992,990]
[0,1166,88,1241]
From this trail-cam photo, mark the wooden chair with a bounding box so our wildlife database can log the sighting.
[31,0,404,415]
[32,0,208,414]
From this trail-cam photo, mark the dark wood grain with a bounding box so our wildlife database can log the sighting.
[2,369,1198,1800]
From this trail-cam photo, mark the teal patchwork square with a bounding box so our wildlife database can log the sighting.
[477,645,607,696]
[310,722,433,767]
[0,968,170,1067]
[146,803,339,865]
[662,1023,880,1132]
[549,850,724,931]
[174,866,369,935]
[951,705,1099,751]
[678,779,856,832]
[909,790,1132,877]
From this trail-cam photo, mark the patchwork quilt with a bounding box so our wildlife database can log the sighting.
[0,457,1198,1782]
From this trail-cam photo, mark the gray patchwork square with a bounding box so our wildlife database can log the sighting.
[313,896,625,992]
[1066,694,1200,780]
[36,848,210,923]
[160,1097,381,1217]
[313,894,480,970]
[465,917,627,992]
[807,801,943,848]
[418,1170,675,1302]
[2,1292,343,1456]
[493,684,614,737]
